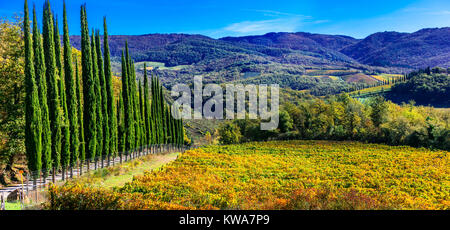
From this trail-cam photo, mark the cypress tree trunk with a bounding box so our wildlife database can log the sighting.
[24,0,43,181]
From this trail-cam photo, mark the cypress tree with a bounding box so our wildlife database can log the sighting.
[55,11,70,179]
[151,75,160,144]
[24,0,42,179]
[63,1,79,175]
[125,45,137,152]
[121,48,133,156]
[143,64,151,146]
[151,76,157,145]
[117,92,125,156]
[32,4,51,176]
[103,17,117,158]
[96,30,109,163]
[75,58,85,165]
[53,15,62,77]
[158,78,165,144]
[170,110,176,144]
[80,5,96,164]
[43,0,61,172]
[59,76,70,178]
[129,59,140,152]
[91,29,103,165]
[138,81,146,148]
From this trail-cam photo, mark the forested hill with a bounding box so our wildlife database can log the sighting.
[341,27,450,68]
[69,27,450,70]
[69,32,360,68]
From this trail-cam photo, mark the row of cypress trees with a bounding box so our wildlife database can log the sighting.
[23,0,185,184]
[117,42,185,160]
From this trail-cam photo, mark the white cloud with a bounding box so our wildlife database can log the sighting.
[196,9,328,38]
[223,17,303,35]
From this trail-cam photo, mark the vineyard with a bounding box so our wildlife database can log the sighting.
[47,140,449,210]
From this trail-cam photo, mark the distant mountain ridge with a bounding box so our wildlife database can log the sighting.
[69,27,450,69]
[341,27,450,68]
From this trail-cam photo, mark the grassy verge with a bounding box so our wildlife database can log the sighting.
[5,201,22,210]
[69,152,180,189]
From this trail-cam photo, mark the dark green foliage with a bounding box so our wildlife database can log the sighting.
[75,59,85,163]
[143,65,151,145]
[121,47,134,153]
[24,0,42,176]
[53,15,62,76]
[56,11,70,172]
[369,96,387,128]
[63,1,78,168]
[91,30,103,160]
[59,77,70,170]
[218,122,241,145]
[96,30,109,158]
[80,5,96,162]
[32,4,51,174]
[221,94,449,151]
[43,0,61,170]
[103,17,117,157]
[138,81,146,146]
[389,71,450,106]
[129,60,140,150]
[117,92,125,154]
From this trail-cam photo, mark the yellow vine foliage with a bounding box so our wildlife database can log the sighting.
[47,141,449,210]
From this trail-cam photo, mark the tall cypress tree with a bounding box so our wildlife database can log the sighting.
[143,64,151,146]
[75,58,85,165]
[121,48,133,155]
[43,0,61,172]
[125,44,136,152]
[95,30,109,162]
[128,59,140,152]
[103,17,116,158]
[150,75,157,145]
[157,77,165,144]
[160,83,167,144]
[91,29,103,164]
[24,0,42,179]
[150,75,159,144]
[63,1,78,174]
[54,12,70,179]
[59,76,70,178]
[117,92,125,156]
[32,4,51,175]
[80,5,96,164]
[169,108,175,144]
[53,15,62,77]
[138,81,146,147]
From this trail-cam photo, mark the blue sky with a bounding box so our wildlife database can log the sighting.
[1,0,450,38]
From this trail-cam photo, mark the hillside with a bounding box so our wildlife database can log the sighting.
[68,27,450,96]
[341,28,450,68]
[70,28,450,70]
